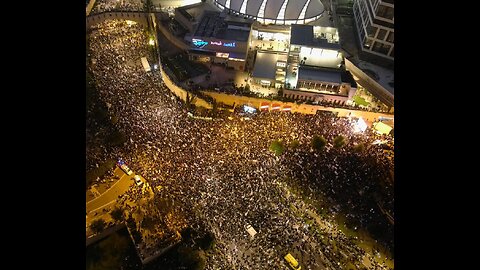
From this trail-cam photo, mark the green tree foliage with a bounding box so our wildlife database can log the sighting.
[269,140,285,156]
[90,219,106,234]
[311,135,327,151]
[333,135,346,148]
[353,143,365,153]
[290,140,300,149]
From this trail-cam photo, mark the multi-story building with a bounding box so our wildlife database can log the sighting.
[175,4,253,71]
[353,0,394,60]
[281,24,357,104]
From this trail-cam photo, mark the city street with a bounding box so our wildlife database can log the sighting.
[87,167,133,214]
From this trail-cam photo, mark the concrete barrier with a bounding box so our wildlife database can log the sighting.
[160,65,212,109]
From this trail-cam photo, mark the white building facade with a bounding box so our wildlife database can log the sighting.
[353,0,394,60]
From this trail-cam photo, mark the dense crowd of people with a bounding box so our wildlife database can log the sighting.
[91,0,145,14]
[87,20,394,270]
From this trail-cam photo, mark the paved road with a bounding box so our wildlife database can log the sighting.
[86,167,133,213]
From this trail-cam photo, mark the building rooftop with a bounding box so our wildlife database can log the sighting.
[356,60,394,95]
[193,11,251,41]
[290,24,340,50]
[298,66,342,84]
[175,2,206,21]
[252,52,287,80]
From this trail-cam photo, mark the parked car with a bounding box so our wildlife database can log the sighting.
[133,175,143,186]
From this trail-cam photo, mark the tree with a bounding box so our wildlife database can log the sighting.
[141,216,156,231]
[290,140,300,149]
[199,232,215,251]
[311,135,327,151]
[91,219,106,234]
[353,143,365,153]
[244,83,251,92]
[269,140,285,156]
[180,227,195,242]
[333,135,346,148]
[110,207,124,222]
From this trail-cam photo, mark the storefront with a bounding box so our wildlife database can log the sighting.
[188,36,248,71]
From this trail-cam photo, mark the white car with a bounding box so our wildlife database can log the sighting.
[121,164,133,176]
[133,175,143,186]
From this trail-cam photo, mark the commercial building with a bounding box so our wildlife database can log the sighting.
[213,0,325,25]
[175,4,253,71]
[353,0,394,60]
[283,24,357,103]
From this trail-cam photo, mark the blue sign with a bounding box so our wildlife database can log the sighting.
[223,42,236,47]
[192,38,208,48]
[192,39,236,48]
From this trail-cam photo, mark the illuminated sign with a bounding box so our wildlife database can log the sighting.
[192,38,208,48]
[276,61,286,67]
[216,52,230,58]
[223,42,236,47]
[193,39,237,48]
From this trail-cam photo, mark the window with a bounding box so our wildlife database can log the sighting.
[376,5,394,20]
[376,5,386,17]
[367,25,377,38]
[386,32,394,43]
[377,29,387,40]
[384,6,394,20]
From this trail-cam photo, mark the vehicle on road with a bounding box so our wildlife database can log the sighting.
[133,175,143,186]
[284,253,301,270]
[117,159,133,175]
